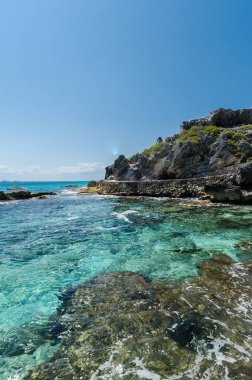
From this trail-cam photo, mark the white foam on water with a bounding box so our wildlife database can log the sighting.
[206,336,236,365]
[7,375,20,380]
[129,357,161,380]
[61,189,79,195]
[96,226,120,231]
[67,216,79,220]
[112,210,139,223]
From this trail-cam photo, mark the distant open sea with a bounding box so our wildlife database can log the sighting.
[0,181,251,379]
[0,181,88,193]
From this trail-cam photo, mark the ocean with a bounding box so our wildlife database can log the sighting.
[0,182,251,379]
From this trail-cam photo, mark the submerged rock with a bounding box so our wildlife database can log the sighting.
[166,316,204,350]
[7,186,26,190]
[25,257,252,380]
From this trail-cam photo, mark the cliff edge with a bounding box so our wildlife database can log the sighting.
[105,108,252,182]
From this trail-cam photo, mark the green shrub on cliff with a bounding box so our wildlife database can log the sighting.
[128,140,167,160]
[178,125,223,144]
[222,129,248,157]
[240,125,252,131]
[131,141,166,162]
[139,141,166,157]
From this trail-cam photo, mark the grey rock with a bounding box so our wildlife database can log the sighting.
[0,191,56,202]
[103,108,252,203]
[87,181,98,188]
[236,163,252,186]
[105,155,130,180]
[181,107,252,131]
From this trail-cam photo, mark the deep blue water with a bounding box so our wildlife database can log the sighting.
[0,183,251,379]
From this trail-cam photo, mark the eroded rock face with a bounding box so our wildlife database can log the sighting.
[25,256,252,380]
[105,108,252,185]
[181,107,252,130]
[99,173,252,204]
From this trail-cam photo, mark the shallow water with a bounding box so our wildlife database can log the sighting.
[0,189,251,379]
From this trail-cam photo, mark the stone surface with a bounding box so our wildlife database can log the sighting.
[236,162,252,186]
[0,191,56,201]
[87,180,98,187]
[98,175,252,204]
[181,107,252,130]
[104,108,252,202]
[25,256,252,379]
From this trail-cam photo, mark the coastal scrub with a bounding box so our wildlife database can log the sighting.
[177,125,223,144]
[222,129,248,157]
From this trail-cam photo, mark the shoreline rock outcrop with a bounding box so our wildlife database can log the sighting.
[0,191,56,202]
[102,107,252,203]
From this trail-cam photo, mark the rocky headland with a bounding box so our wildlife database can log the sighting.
[98,108,252,203]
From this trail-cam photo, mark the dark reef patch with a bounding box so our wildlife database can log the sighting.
[24,257,252,380]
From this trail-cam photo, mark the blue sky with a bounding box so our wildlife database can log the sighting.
[1,0,252,180]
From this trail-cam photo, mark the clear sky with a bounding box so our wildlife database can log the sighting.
[1,0,252,180]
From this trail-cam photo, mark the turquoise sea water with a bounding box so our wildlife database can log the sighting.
[0,182,252,379]
[0,181,88,193]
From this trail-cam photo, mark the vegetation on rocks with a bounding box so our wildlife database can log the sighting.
[222,130,248,157]
[139,140,167,157]
[105,108,252,182]
[240,125,252,131]
[177,125,223,144]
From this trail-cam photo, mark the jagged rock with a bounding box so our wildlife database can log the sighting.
[87,180,98,188]
[236,163,252,186]
[204,183,242,202]
[103,108,252,203]
[105,155,130,180]
[0,191,56,202]
[181,107,252,131]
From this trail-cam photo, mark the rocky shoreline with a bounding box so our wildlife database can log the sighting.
[0,191,56,201]
[99,108,252,204]
[88,163,252,204]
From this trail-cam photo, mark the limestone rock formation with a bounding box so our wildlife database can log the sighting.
[181,107,252,130]
[105,108,252,183]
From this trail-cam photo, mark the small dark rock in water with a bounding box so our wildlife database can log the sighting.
[63,184,79,188]
[56,288,76,314]
[87,180,98,187]
[167,316,203,350]
[0,191,56,202]
[41,322,67,341]
[0,336,26,357]
[7,186,26,190]
[234,240,252,251]
[125,289,153,300]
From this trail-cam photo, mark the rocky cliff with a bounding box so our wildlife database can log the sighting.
[105,108,252,182]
